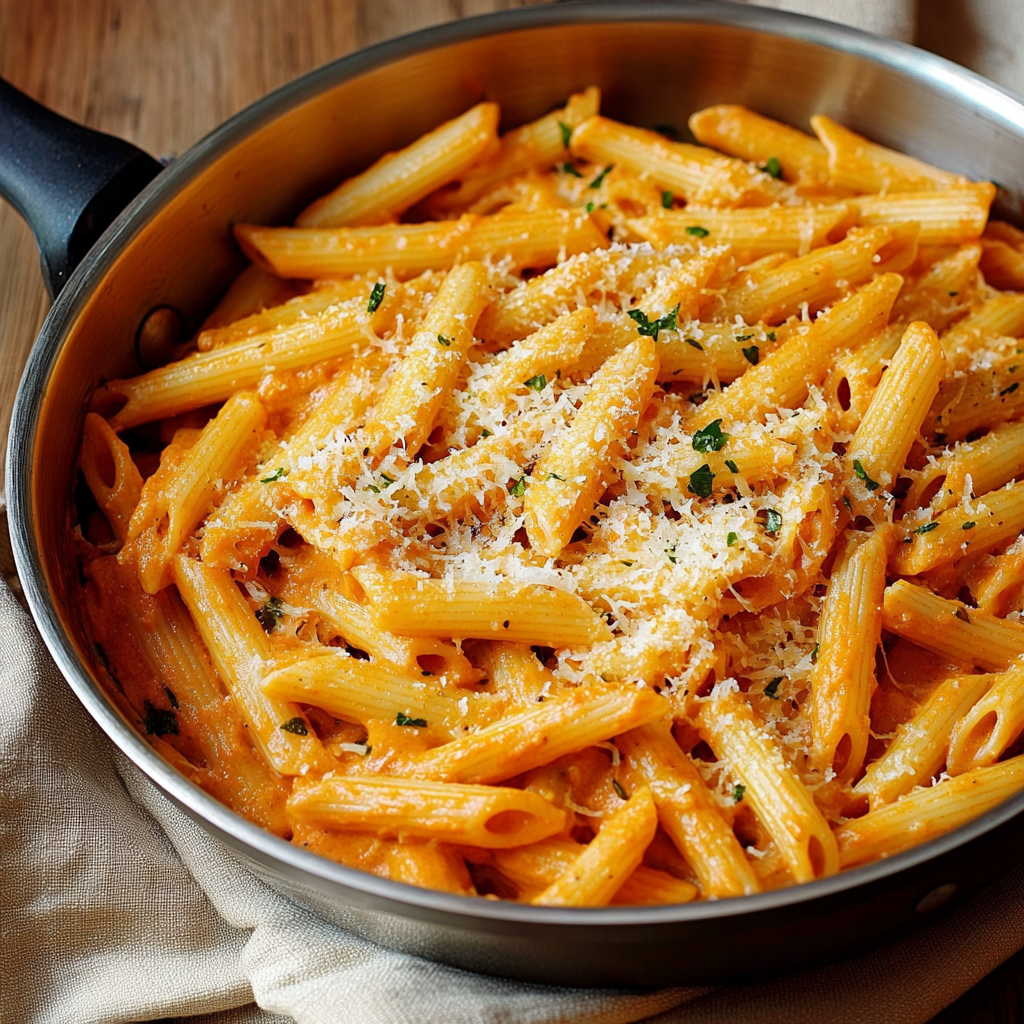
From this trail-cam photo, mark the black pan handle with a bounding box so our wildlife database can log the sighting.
[0,77,163,298]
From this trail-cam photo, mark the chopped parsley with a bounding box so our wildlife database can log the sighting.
[810,643,820,662]
[764,509,782,534]
[687,463,715,499]
[735,334,754,342]
[661,190,674,209]
[589,164,614,189]
[853,459,880,492]
[742,345,760,365]
[1001,382,1019,397]
[508,476,527,498]
[627,303,680,341]
[913,521,939,535]
[143,700,178,737]
[727,531,739,546]
[561,162,583,177]
[665,545,678,564]
[367,472,396,493]
[685,225,710,238]
[963,521,976,530]
[843,495,853,512]
[480,428,493,438]
[685,337,703,351]
[280,717,308,736]
[547,472,565,481]
[256,596,284,632]
[725,459,739,473]
[437,334,452,348]
[396,711,427,728]
[585,201,595,214]
[764,676,783,699]
[612,778,629,800]
[558,119,573,148]
[767,331,777,342]
[733,784,746,803]
[524,374,547,392]
[367,281,386,313]
[692,419,729,453]
[760,155,783,179]
[260,467,288,483]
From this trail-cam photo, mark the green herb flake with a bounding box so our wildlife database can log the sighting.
[692,418,729,453]
[256,596,284,632]
[561,162,583,177]
[547,472,565,481]
[767,331,777,342]
[1001,382,1019,396]
[589,164,614,189]
[687,463,715,499]
[735,334,754,342]
[280,717,308,736]
[843,495,853,512]
[620,560,634,567]
[665,545,678,564]
[143,700,178,737]
[742,345,760,365]
[367,281,386,314]
[764,509,782,534]
[949,291,959,297]
[627,303,680,341]
[913,521,939,535]
[661,190,674,209]
[378,472,396,490]
[727,531,739,547]
[585,201,595,214]
[260,467,288,483]
[396,711,428,728]
[761,155,783,179]
[725,459,739,474]
[963,521,977,530]
[733,783,746,803]
[685,337,703,351]
[764,676,783,699]
[437,334,452,348]
[558,119,573,148]
[853,459,880,492]
[525,373,547,392]
[508,476,527,498]
[612,778,629,800]
[685,225,710,238]
[480,428,493,438]
[810,643,820,663]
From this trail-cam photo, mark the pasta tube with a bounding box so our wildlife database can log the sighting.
[533,787,658,906]
[698,693,839,883]
[810,530,888,780]
[288,775,566,848]
[837,757,1024,867]
[525,336,659,557]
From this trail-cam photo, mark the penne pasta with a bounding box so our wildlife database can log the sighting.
[297,102,500,227]
[235,207,608,279]
[288,774,566,848]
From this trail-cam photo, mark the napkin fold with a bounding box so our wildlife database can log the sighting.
[7,1,1024,1022]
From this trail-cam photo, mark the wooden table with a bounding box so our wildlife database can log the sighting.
[0,2,1019,1020]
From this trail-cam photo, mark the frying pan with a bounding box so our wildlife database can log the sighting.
[7,1,1024,989]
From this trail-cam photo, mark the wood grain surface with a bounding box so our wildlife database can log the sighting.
[0,2,1017,1021]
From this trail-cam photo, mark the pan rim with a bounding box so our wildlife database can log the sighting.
[9,0,1024,932]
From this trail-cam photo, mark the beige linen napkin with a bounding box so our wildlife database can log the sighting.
[6,1,1024,1022]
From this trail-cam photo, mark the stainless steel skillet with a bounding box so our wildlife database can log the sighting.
[7,1,1024,989]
